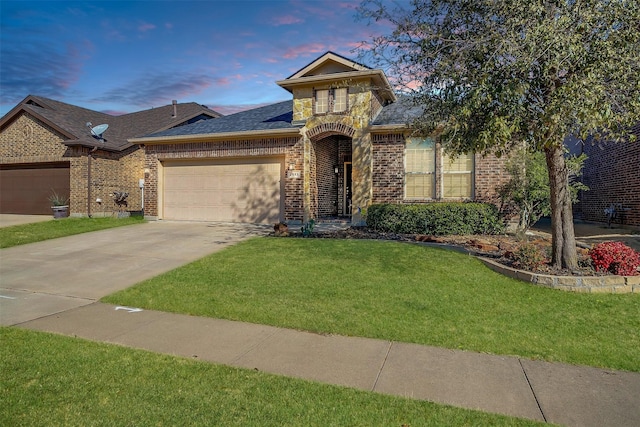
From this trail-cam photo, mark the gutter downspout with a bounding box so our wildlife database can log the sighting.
[87,146,98,218]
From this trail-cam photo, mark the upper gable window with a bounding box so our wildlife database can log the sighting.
[333,88,347,112]
[314,88,348,115]
[315,89,329,114]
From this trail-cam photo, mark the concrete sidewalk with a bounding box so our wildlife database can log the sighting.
[16,302,640,427]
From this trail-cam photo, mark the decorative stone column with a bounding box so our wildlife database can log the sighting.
[351,130,372,225]
[302,131,312,223]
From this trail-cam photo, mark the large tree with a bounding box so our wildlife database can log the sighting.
[358,0,639,269]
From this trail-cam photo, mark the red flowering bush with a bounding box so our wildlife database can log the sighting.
[589,242,640,276]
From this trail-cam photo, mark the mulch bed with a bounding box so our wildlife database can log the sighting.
[275,226,602,277]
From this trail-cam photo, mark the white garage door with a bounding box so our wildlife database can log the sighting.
[162,158,283,223]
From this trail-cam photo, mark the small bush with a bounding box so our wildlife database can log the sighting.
[512,243,548,271]
[366,203,504,235]
[589,242,640,276]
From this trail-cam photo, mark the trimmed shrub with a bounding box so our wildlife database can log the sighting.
[589,241,640,276]
[367,203,504,235]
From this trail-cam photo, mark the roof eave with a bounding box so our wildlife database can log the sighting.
[63,140,125,153]
[0,100,77,140]
[276,70,397,103]
[370,124,412,133]
[129,127,301,145]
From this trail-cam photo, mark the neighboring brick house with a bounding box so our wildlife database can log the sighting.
[0,95,221,216]
[579,123,640,227]
[132,52,509,224]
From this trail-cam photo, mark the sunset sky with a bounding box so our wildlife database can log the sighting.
[0,0,403,117]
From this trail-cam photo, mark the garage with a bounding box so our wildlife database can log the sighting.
[162,157,283,223]
[0,162,70,214]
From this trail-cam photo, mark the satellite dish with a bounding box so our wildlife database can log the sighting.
[86,122,108,142]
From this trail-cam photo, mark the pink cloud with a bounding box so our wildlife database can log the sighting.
[214,74,247,86]
[282,43,327,59]
[100,109,128,116]
[271,15,304,26]
[138,22,156,32]
[210,102,278,116]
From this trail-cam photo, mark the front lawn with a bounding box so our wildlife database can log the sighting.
[104,238,640,372]
[1,328,542,426]
[0,216,145,248]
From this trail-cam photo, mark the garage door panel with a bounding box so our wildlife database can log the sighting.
[163,159,282,223]
[0,163,70,214]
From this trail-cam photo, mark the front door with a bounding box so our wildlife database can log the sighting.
[344,162,352,216]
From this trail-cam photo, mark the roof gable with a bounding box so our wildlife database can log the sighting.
[0,95,221,152]
[277,52,396,104]
[287,51,370,79]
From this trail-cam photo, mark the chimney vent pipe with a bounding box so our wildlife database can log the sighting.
[172,100,177,117]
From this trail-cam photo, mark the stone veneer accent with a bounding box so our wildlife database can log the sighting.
[480,257,640,293]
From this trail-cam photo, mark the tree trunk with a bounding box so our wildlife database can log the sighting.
[544,144,578,270]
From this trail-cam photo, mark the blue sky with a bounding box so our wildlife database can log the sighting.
[0,0,400,117]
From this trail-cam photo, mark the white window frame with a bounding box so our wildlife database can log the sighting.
[314,88,348,115]
[403,138,475,200]
[442,152,474,199]
[333,87,348,112]
[314,89,329,114]
[404,137,436,200]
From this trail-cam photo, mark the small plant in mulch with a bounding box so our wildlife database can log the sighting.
[273,222,289,236]
[511,243,548,271]
[589,241,640,276]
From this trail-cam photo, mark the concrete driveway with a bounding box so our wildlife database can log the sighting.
[0,221,270,326]
[0,214,53,228]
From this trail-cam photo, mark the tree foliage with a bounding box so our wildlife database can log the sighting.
[358,0,640,269]
[499,147,588,232]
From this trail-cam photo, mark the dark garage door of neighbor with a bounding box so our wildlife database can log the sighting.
[0,162,71,214]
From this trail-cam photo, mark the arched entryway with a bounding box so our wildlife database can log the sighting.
[308,123,355,219]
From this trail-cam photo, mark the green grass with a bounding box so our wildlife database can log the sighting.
[1,327,543,426]
[0,216,145,248]
[104,238,640,372]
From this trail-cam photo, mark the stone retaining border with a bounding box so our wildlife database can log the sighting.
[479,257,640,293]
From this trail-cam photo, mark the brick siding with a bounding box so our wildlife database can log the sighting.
[313,137,339,217]
[144,137,304,221]
[1,113,144,216]
[372,133,405,203]
[371,132,509,206]
[581,125,640,226]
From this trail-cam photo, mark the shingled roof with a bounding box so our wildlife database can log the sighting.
[144,96,422,140]
[0,95,222,152]
[148,101,294,138]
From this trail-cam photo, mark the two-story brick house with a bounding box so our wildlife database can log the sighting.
[0,95,221,216]
[132,52,509,224]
